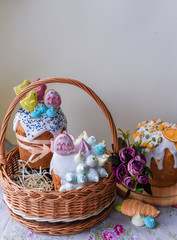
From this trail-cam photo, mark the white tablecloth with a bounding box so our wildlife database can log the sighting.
[0,184,177,240]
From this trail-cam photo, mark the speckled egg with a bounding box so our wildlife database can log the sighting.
[144,216,156,229]
[54,133,75,156]
[44,89,61,110]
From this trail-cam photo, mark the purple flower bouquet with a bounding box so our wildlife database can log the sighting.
[109,129,152,197]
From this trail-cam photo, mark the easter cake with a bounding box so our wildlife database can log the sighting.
[13,79,67,169]
[133,119,177,187]
[50,131,109,191]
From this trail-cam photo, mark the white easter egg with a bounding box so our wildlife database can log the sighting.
[44,89,61,110]
[54,133,75,156]
[86,155,98,167]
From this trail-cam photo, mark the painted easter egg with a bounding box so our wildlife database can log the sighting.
[44,89,61,110]
[54,133,75,156]
[144,216,156,229]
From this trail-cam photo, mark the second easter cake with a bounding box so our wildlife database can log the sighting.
[133,119,177,187]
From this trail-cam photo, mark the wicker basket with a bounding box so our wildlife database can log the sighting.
[0,78,119,235]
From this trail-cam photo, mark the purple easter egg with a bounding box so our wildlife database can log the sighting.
[44,89,61,110]
[54,133,75,156]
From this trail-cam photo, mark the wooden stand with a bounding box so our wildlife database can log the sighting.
[117,183,177,206]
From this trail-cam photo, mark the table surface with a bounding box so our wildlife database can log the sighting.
[1,142,177,240]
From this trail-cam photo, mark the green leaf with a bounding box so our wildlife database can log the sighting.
[135,188,144,193]
[115,202,122,212]
[117,128,130,140]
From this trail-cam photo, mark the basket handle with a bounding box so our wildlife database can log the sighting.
[0,78,119,165]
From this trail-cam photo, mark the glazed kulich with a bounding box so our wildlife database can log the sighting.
[133,119,177,187]
[13,106,67,169]
[50,131,109,191]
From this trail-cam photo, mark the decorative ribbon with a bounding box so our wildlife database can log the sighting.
[16,133,53,163]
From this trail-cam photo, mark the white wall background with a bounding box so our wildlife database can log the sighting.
[1,0,177,148]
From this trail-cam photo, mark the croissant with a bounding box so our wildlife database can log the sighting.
[116,199,160,218]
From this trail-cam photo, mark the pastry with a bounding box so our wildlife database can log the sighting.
[13,80,67,169]
[50,131,109,191]
[133,119,177,186]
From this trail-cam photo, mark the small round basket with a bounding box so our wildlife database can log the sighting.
[0,78,119,235]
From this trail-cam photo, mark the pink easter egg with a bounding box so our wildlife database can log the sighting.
[44,89,61,110]
[54,133,75,156]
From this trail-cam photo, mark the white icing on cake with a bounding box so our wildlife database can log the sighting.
[13,105,67,141]
[134,120,177,170]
